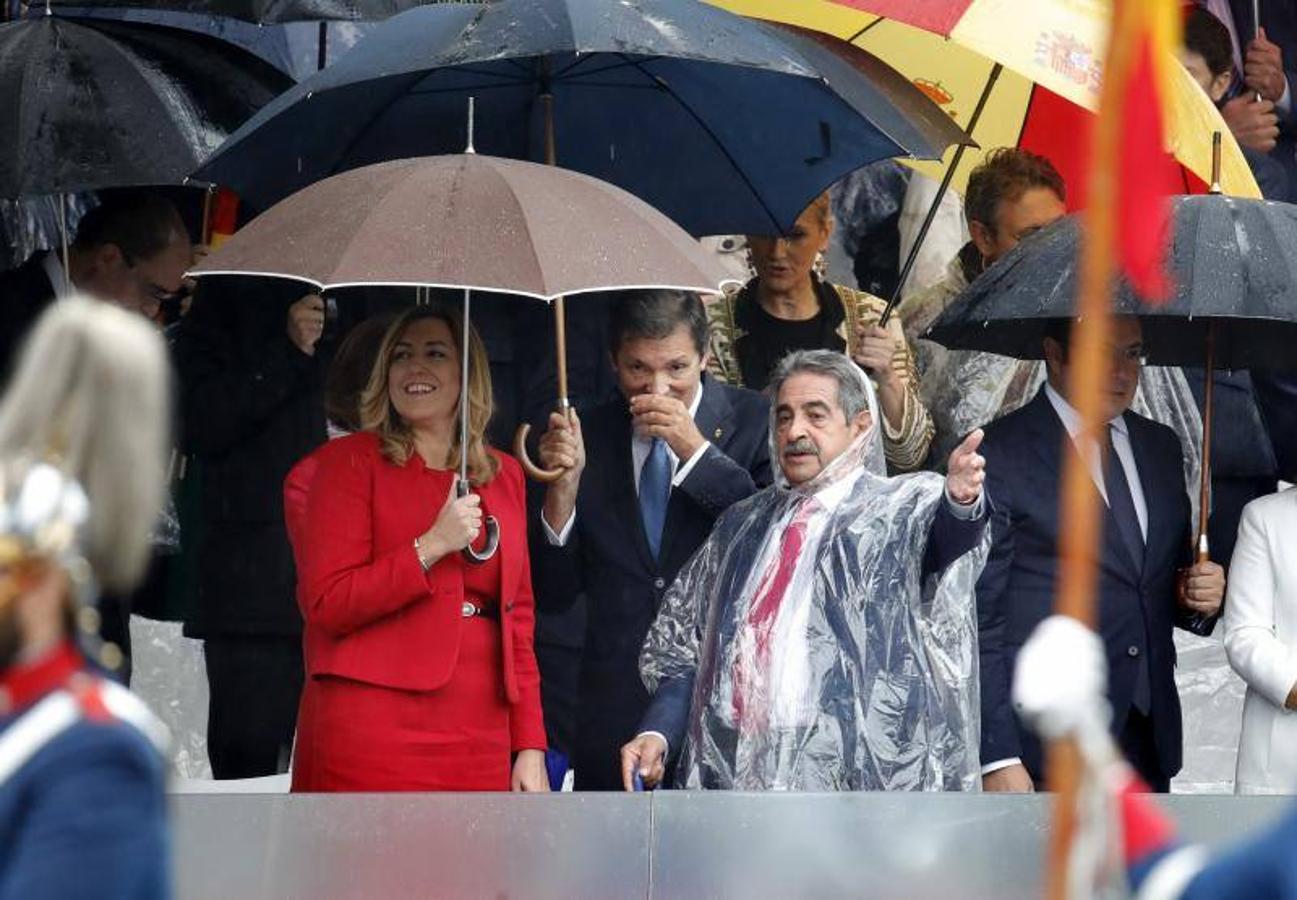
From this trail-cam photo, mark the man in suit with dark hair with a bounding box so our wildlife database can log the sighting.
[977,316,1226,794]
[531,289,773,790]
[0,192,191,372]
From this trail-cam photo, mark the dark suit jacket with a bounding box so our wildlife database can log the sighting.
[976,389,1202,785]
[1228,0,1297,200]
[0,252,56,378]
[529,375,772,789]
[173,276,327,638]
[639,478,990,765]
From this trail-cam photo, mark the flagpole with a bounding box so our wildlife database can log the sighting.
[1046,1,1142,895]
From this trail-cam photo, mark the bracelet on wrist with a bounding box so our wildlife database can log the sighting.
[414,536,433,572]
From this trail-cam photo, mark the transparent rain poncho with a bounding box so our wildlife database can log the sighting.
[640,363,989,791]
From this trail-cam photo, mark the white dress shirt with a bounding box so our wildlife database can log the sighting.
[543,384,710,545]
[982,384,1150,778]
[1044,383,1148,540]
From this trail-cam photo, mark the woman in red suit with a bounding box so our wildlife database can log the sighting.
[291,304,548,792]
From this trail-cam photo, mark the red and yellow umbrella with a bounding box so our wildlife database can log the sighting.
[709,0,1260,203]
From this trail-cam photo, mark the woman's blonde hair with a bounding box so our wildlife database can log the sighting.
[358,304,499,485]
[0,296,170,593]
[805,191,833,230]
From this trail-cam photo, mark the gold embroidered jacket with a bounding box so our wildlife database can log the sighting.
[704,282,934,472]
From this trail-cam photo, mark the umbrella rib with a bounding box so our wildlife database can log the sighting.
[619,54,783,233]
[407,79,539,97]
[844,17,886,45]
[549,54,652,81]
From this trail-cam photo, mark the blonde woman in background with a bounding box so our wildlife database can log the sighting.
[703,193,932,471]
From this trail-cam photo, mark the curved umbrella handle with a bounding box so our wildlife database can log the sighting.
[513,422,566,483]
[456,478,499,565]
[462,515,500,565]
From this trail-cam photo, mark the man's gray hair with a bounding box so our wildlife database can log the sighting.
[768,349,869,421]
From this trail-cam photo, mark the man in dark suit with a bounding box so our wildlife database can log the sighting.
[0,192,191,679]
[977,316,1226,793]
[531,289,773,790]
[1214,0,1297,198]
[174,276,328,778]
[0,192,191,374]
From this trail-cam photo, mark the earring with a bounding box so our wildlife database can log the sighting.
[813,250,828,281]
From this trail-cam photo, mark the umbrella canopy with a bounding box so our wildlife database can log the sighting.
[189,153,731,298]
[45,0,443,24]
[924,194,1297,370]
[0,16,292,198]
[709,0,1260,200]
[193,0,968,235]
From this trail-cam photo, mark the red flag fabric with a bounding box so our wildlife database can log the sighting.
[1114,34,1179,300]
[208,188,240,248]
[1099,0,1182,303]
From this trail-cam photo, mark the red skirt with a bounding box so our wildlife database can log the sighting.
[291,616,511,792]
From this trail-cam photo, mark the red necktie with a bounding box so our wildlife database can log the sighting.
[733,496,819,730]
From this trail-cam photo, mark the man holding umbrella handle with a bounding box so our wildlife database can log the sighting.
[529,290,772,790]
[977,316,1225,794]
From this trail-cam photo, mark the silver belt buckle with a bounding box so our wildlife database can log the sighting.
[461,601,478,618]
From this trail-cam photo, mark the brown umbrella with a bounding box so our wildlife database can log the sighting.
[191,152,731,560]
[191,153,727,300]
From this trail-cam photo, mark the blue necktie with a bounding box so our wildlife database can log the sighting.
[640,438,671,560]
[1102,425,1152,714]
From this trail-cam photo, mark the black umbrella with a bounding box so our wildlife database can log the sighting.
[0,16,292,198]
[924,195,1297,369]
[925,191,1297,568]
[192,0,969,235]
[41,0,442,24]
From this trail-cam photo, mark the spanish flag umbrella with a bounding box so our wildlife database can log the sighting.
[708,0,1260,204]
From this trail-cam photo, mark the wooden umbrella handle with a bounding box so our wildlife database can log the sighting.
[516,296,571,483]
[514,421,566,483]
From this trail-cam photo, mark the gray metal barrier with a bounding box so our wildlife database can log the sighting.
[172,792,1291,900]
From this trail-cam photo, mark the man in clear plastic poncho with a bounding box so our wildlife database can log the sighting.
[621,349,991,791]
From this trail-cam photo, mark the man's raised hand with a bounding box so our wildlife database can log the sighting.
[946,428,986,505]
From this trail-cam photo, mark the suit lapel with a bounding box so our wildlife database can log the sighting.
[1124,414,1168,584]
[603,409,657,573]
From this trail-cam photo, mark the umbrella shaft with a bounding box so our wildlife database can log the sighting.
[462,288,472,484]
[882,64,1003,326]
[1197,323,1216,560]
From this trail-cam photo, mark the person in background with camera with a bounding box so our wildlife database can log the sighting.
[172,277,329,779]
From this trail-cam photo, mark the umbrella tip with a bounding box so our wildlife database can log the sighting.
[465,97,477,155]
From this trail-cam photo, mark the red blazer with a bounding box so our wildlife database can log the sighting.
[289,432,545,752]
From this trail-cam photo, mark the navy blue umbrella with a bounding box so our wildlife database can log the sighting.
[193,0,968,235]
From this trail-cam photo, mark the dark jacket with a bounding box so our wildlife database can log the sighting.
[0,252,56,378]
[976,389,1203,785]
[529,375,772,789]
[173,276,326,638]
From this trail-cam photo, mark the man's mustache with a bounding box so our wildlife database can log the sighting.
[782,437,820,458]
